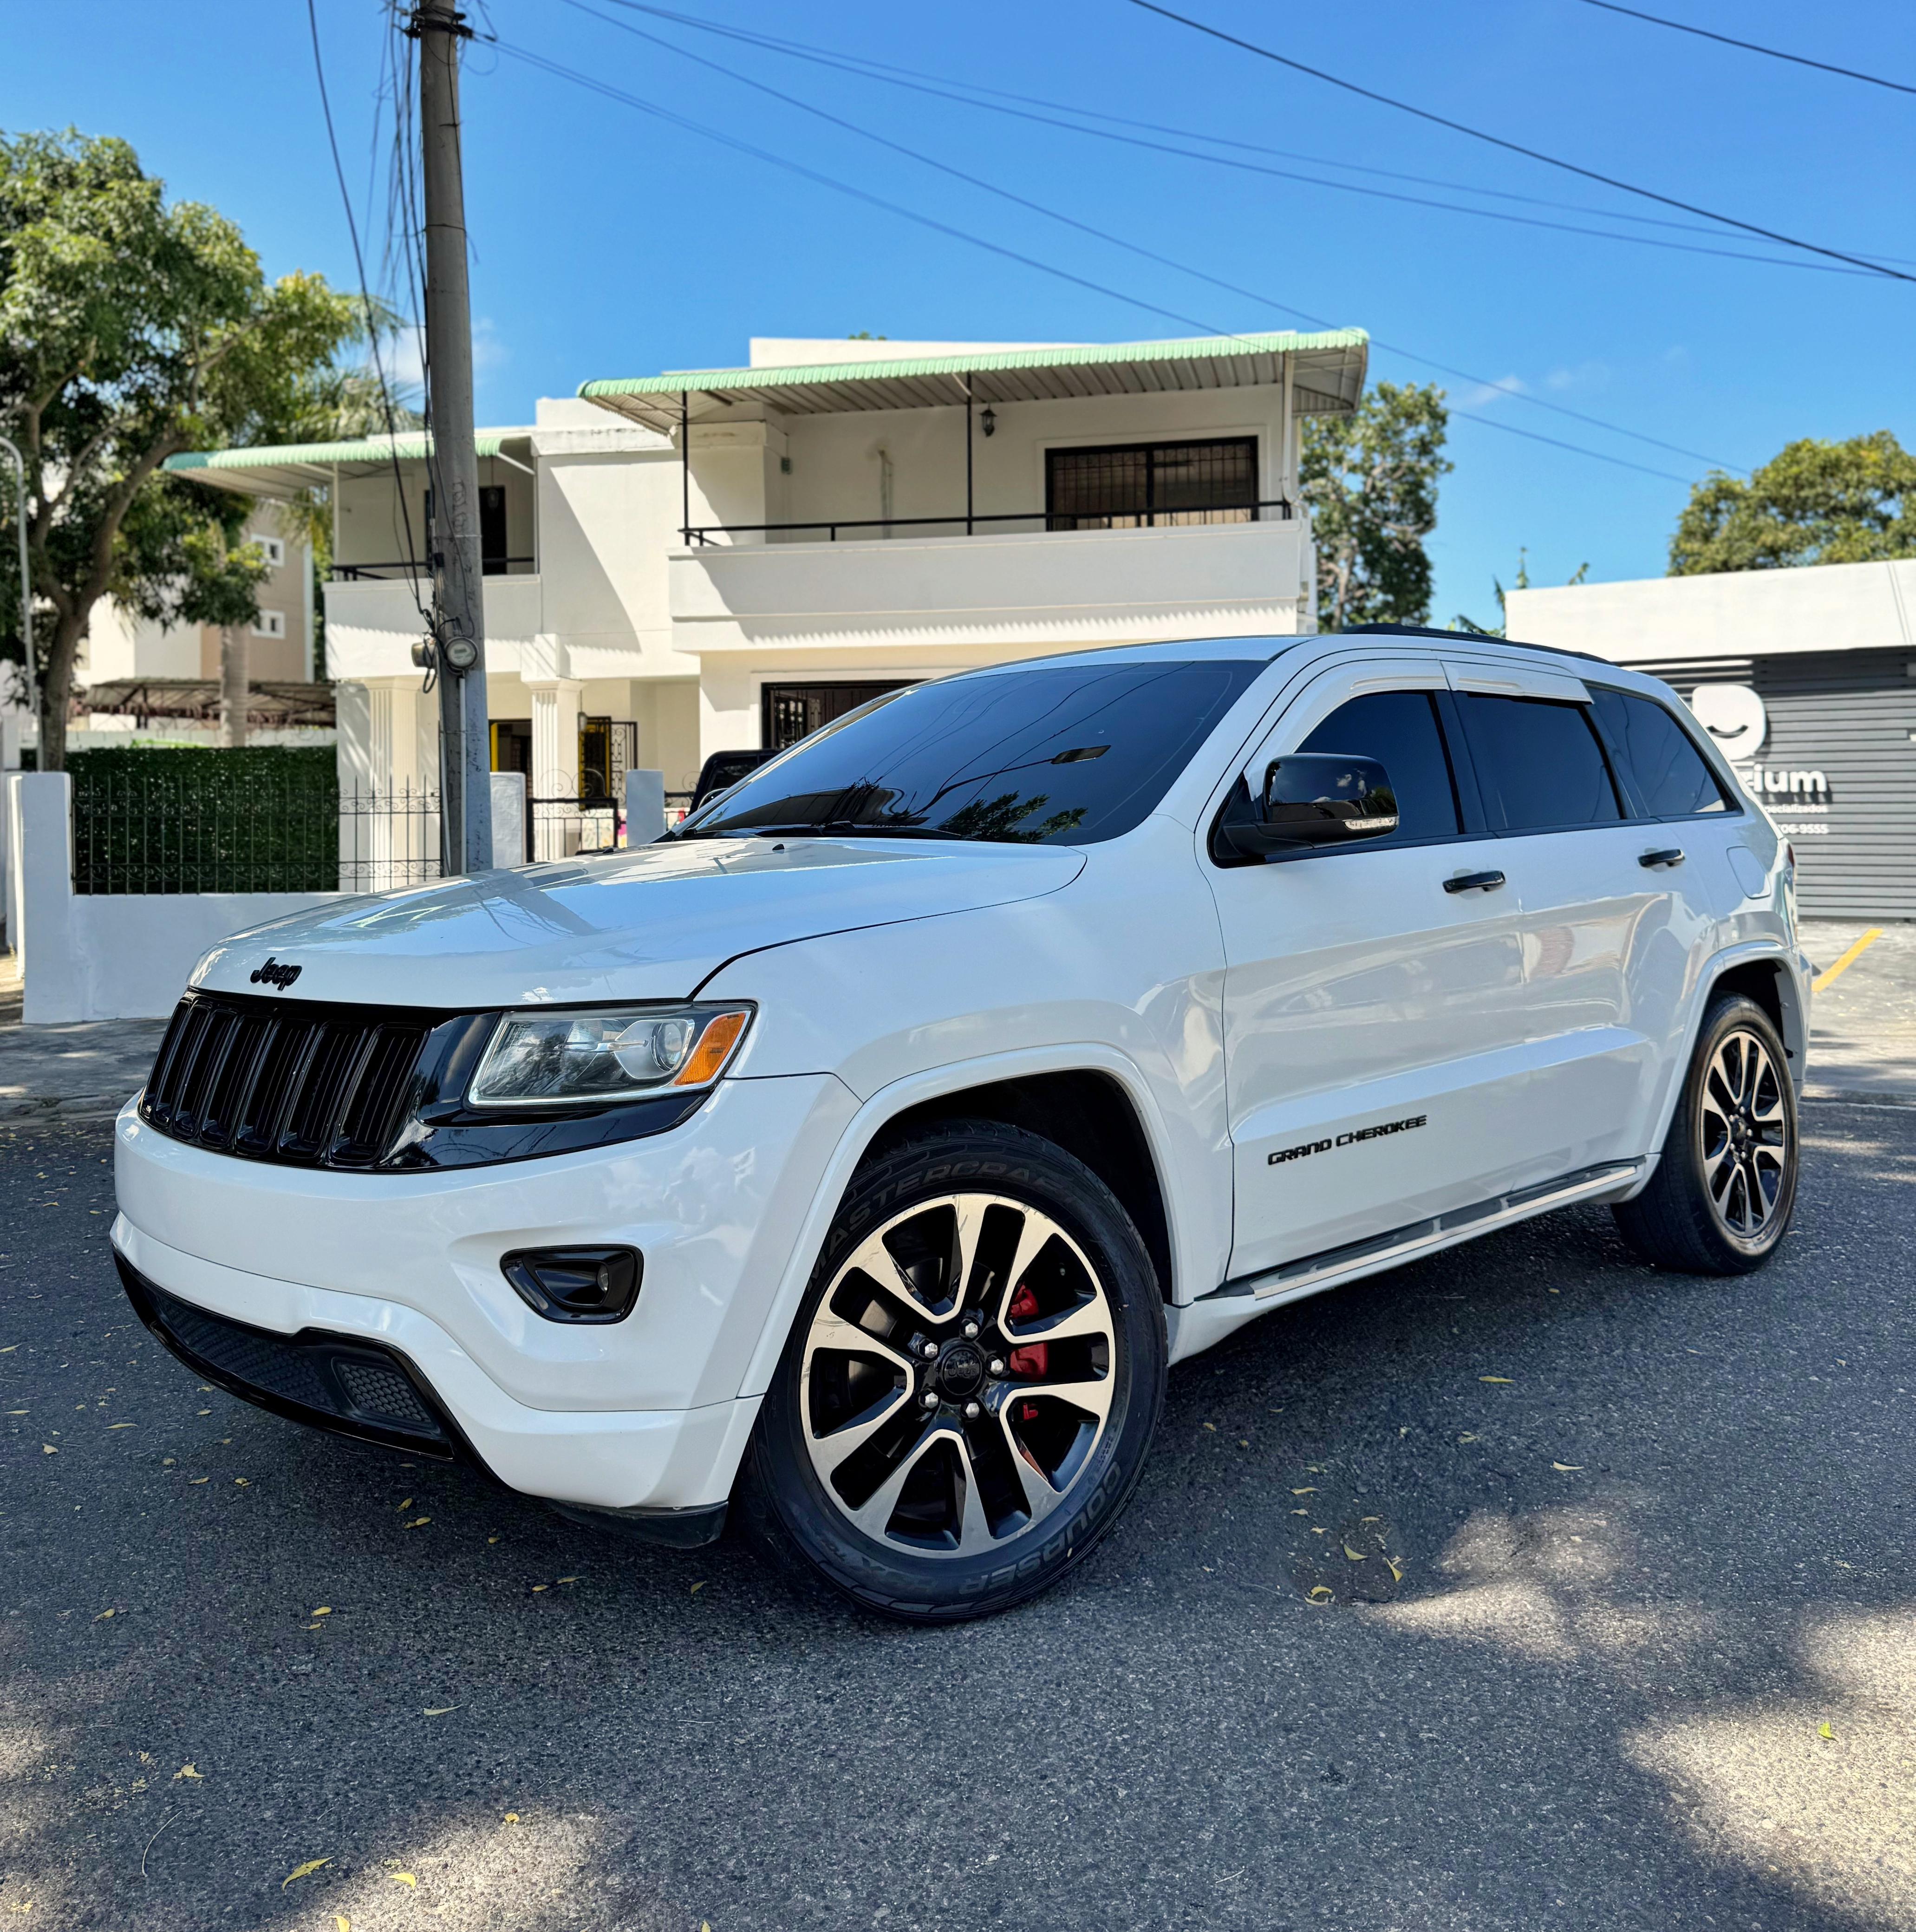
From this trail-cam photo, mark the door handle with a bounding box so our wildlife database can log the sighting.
[1638,848,1685,869]
[1443,868,1506,894]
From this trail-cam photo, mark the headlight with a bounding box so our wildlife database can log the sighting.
[467,1004,752,1110]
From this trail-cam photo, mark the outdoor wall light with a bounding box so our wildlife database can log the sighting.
[980,405,997,438]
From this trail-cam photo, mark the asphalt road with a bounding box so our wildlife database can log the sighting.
[2,1106,1913,1932]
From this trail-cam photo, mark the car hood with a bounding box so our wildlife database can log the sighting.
[189,837,1088,1008]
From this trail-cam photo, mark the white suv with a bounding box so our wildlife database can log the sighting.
[114,628,1808,1620]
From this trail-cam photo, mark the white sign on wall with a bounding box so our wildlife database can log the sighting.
[1689,683,1767,756]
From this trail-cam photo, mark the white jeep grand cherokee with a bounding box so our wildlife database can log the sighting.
[114,627,1809,1620]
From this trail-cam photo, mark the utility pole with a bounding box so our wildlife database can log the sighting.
[411,0,491,872]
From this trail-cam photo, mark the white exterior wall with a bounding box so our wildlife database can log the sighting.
[1506,558,1916,662]
[325,343,1326,800]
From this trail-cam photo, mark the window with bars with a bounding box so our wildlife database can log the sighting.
[761,681,918,751]
[1045,437,1260,530]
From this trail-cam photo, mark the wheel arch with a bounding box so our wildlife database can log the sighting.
[734,1046,1186,1408]
[1703,948,1807,1081]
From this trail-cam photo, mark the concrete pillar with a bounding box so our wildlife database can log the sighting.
[490,770,527,866]
[624,769,666,844]
[9,772,81,1025]
[528,679,583,800]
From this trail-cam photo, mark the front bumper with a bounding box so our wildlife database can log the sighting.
[112,1069,859,1513]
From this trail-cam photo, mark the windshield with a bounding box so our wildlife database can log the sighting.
[672,659,1267,846]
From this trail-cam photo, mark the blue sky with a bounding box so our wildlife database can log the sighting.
[6,0,1911,622]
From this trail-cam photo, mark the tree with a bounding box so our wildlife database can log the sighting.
[0,130,361,765]
[1301,381,1452,630]
[1454,550,1587,636]
[1669,431,1916,576]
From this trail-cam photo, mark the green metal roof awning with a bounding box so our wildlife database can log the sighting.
[579,330,1369,434]
[163,430,530,499]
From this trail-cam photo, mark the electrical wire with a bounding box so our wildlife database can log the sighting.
[1127,0,1916,283]
[494,34,1696,485]
[539,0,1738,474]
[1577,0,1916,97]
[305,0,434,634]
[591,0,1913,269]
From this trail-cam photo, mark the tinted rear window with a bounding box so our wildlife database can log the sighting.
[1590,687,1731,818]
[1298,691,1461,844]
[1455,694,1622,832]
[674,659,1266,846]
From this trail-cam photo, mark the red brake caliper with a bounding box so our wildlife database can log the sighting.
[1005,1280,1048,1386]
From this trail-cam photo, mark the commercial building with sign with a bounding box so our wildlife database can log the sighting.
[1507,558,1916,919]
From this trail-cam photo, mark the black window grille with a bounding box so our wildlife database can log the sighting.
[1046,437,1259,531]
[761,681,918,751]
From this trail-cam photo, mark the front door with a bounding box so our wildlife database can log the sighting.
[1209,657,1534,1279]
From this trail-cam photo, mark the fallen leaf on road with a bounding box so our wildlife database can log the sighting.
[1203,1422,1217,1432]
[1343,1544,1366,1561]
[1290,1487,1317,1495]
[398,1497,413,1511]
[174,1765,202,1781]
[188,1477,208,1485]
[0,1344,16,1353]
[1291,1509,1310,1516]
[1819,1721,1836,1741]
[404,1517,430,1528]
[422,1706,460,1717]
[503,1813,520,1825]
[690,1581,705,1595]
[282,1859,330,1890]
[41,1445,55,1455]
[390,1872,417,1889]
[531,1584,548,1593]
[1457,1433,1478,1443]
[1307,1586,1334,1603]
[93,1609,116,1621]
[233,1478,250,1488]
[1386,1557,1404,1582]
[336,1919,350,1932]
[312,1606,331,1616]
[1552,1462,1584,1472]
[108,1423,135,1430]
[1479,1376,1514,1384]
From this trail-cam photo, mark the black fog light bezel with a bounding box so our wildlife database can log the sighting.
[500,1246,643,1324]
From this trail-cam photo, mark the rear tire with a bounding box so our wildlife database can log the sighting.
[737,1120,1167,1623]
[1612,992,1798,1274]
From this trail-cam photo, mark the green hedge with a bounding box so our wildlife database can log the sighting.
[70,746,341,894]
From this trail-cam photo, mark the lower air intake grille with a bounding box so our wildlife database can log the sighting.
[120,1259,455,1459]
[141,992,432,1169]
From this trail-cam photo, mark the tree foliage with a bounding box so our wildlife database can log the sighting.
[1669,432,1916,576]
[0,130,362,764]
[1301,381,1452,630]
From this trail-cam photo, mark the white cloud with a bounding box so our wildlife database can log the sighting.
[1459,373,1526,410]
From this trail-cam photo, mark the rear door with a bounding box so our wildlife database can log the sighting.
[1440,658,1680,1177]
[1210,654,1536,1279]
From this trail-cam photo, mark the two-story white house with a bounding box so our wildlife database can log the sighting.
[163,329,1367,811]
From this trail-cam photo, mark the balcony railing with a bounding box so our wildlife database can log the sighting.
[680,500,1295,547]
[330,557,535,581]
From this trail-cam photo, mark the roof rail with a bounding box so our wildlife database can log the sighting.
[1335,622,1609,668]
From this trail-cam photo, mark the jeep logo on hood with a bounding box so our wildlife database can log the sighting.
[249,956,302,990]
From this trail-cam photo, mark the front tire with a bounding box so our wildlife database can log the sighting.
[738,1121,1167,1622]
[1613,991,1799,1274]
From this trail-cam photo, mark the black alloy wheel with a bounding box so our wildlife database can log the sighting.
[738,1121,1167,1621]
[1613,991,1799,1274]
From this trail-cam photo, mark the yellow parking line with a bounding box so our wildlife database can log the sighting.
[1814,927,1883,992]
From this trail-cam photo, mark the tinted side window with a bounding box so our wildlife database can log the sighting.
[1297,691,1461,843]
[1589,688,1730,818]
[1456,694,1622,832]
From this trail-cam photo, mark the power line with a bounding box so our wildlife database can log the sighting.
[600,0,1913,268]
[497,32,1697,486]
[1577,0,1916,97]
[304,0,433,635]
[544,0,1738,473]
[1127,0,1916,283]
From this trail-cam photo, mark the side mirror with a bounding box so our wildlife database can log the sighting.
[1222,753,1399,857]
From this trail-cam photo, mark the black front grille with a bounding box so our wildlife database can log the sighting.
[119,1257,455,1459]
[142,992,431,1169]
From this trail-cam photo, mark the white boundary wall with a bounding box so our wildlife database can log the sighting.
[7,773,341,1023]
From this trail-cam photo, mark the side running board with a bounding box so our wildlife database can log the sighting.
[1203,1160,1643,1306]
